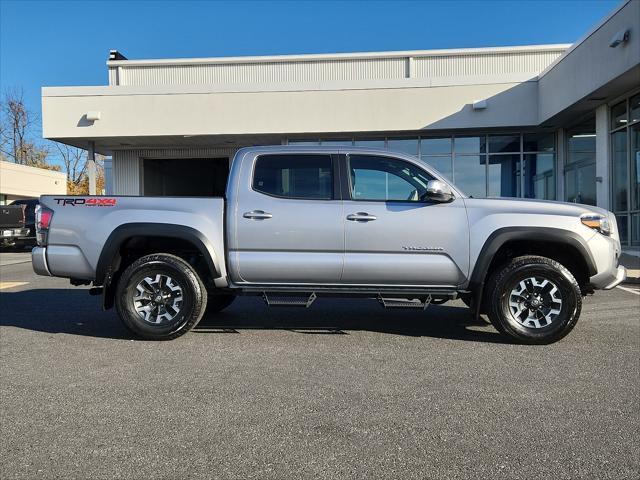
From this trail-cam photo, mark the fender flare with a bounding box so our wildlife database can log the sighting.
[468,226,597,319]
[95,223,221,287]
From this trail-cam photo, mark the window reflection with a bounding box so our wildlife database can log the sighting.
[387,138,419,156]
[454,136,485,154]
[454,155,486,198]
[488,134,520,153]
[421,137,452,155]
[524,154,555,200]
[422,155,452,180]
[488,154,520,197]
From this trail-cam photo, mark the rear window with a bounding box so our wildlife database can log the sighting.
[253,154,333,200]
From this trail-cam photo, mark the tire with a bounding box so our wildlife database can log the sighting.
[485,255,582,345]
[205,294,236,314]
[115,253,207,340]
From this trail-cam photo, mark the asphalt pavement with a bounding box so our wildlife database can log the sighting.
[1,252,639,479]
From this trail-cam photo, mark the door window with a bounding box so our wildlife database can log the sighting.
[252,154,333,200]
[348,155,433,202]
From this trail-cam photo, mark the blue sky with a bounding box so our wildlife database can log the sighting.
[0,0,620,139]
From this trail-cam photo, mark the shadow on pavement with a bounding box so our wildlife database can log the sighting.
[0,289,506,343]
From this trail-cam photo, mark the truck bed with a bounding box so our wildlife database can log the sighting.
[39,195,227,282]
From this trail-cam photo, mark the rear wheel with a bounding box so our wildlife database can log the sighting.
[485,255,581,344]
[115,253,207,340]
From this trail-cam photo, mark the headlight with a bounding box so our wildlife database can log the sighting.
[581,214,610,236]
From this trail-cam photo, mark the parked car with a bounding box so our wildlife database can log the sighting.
[0,203,29,248]
[9,199,38,248]
[31,146,625,343]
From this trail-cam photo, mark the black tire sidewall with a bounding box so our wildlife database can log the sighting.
[116,255,205,339]
[491,260,580,344]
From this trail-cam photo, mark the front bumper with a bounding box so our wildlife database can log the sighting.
[31,246,52,276]
[601,265,627,290]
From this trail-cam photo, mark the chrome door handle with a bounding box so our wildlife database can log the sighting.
[243,210,273,220]
[346,212,377,222]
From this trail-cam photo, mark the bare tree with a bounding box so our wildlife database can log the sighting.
[55,143,87,185]
[0,88,50,167]
[55,143,105,194]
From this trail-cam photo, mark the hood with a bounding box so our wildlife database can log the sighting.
[462,197,611,218]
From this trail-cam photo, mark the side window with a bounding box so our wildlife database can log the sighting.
[253,154,333,200]
[348,154,433,202]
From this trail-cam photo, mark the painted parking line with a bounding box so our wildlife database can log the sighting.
[616,285,640,296]
[0,282,29,290]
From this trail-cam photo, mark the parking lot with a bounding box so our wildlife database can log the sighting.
[1,251,639,479]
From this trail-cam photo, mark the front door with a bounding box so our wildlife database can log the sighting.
[229,152,344,284]
[341,153,468,287]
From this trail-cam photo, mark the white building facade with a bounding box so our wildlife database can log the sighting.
[0,160,67,204]
[41,0,640,245]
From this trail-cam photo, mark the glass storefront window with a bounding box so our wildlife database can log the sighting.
[288,139,320,145]
[421,137,451,155]
[612,130,628,212]
[631,94,640,125]
[524,154,555,200]
[422,155,452,180]
[454,155,486,198]
[488,155,520,197]
[616,214,629,245]
[488,134,520,153]
[321,139,353,146]
[523,133,555,152]
[632,213,639,247]
[566,118,596,206]
[611,101,628,130]
[454,136,486,154]
[354,138,385,149]
[387,138,419,156]
[565,162,597,205]
[632,124,640,211]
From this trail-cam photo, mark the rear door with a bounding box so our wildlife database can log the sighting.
[341,153,469,286]
[228,152,344,284]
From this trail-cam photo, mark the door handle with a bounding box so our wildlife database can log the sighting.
[243,210,273,220]
[346,212,377,222]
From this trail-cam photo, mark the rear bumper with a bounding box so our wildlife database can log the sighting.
[31,246,52,276]
[1,228,30,239]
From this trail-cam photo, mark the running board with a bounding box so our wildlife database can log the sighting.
[263,292,317,308]
[378,295,432,310]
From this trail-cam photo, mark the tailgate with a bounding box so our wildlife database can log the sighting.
[0,205,25,228]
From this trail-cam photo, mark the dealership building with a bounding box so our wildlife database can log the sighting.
[42,0,639,245]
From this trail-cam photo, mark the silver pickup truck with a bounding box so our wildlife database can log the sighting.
[32,146,626,343]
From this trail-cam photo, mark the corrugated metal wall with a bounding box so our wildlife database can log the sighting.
[114,58,407,86]
[112,147,239,195]
[108,49,566,87]
[414,50,563,78]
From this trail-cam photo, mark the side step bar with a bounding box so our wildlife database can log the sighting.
[378,295,432,309]
[262,292,317,308]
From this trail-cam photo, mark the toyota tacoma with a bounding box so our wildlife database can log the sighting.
[31,146,626,343]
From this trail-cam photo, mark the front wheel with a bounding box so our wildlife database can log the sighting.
[486,255,582,344]
[115,253,207,340]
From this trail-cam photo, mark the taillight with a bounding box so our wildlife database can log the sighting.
[35,204,53,246]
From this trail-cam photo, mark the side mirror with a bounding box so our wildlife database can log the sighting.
[425,180,455,203]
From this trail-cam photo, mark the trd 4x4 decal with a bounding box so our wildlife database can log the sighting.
[54,198,117,206]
